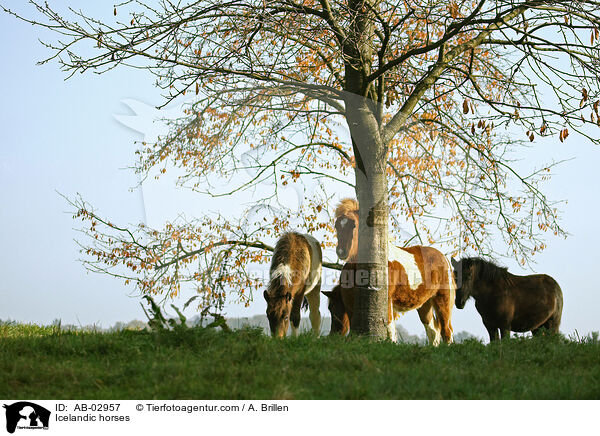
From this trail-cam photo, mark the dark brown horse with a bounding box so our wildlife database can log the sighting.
[324,199,455,344]
[263,232,322,337]
[323,282,351,335]
[451,257,563,341]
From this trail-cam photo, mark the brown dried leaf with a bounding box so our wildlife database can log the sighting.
[449,1,459,18]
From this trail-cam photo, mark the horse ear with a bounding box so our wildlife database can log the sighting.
[322,290,333,298]
[263,290,270,302]
[451,257,458,268]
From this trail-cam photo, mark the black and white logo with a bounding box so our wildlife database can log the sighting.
[3,402,50,434]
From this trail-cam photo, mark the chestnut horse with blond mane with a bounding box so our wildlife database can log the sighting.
[323,199,455,344]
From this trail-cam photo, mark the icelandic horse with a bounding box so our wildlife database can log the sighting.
[263,232,322,337]
[323,199,455,345]
[451,257,563,341]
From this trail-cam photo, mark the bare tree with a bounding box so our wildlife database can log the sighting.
[5,0,599,338]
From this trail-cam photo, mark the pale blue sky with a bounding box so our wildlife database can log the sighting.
[1,4,598,339]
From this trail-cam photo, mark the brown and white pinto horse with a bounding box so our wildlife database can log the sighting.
[325,199,455,345]
[263,232,322,338]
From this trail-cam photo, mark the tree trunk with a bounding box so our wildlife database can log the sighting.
[346,98,389,339]
[353,162,389,339]
[343,0,389,339]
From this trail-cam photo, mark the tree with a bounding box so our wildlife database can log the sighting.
[6,0,599,338]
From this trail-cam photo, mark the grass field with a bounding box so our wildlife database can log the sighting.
[1,321,599,399]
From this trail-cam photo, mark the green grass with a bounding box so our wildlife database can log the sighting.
[1,321,599,399]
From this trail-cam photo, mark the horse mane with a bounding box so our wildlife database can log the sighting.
[268,232,309,298]
[464,257,512,285]
[335,198,359,219]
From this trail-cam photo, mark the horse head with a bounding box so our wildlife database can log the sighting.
[451,257,475,309]
[334,199,359,261]
[263,290,292,338]
[322,285,345,335]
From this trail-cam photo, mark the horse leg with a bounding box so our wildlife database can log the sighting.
[387,320,397,343]
[433,290,454,344]
[417,300,441,346]
[534,310,562,336]
[500,328,510,340]
[341,283,354,336]
[290,316,300,336]
[483,319,499,341]
[290,295,303,337]
[543,305,562,334]
[387,291,397,342]
[305,280,322,335]
[487,328,499,341]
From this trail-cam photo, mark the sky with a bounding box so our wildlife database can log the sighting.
[1,3,599,341]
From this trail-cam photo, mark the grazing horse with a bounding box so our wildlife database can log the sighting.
[324,199,455,345]
[451,257,563,341]
[323,282,350,335]
[263,232,322,337]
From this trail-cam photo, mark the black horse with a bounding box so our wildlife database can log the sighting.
[451,257,563,341]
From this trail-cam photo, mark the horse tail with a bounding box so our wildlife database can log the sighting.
[537,276,563,334]
[551,281,564,331]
